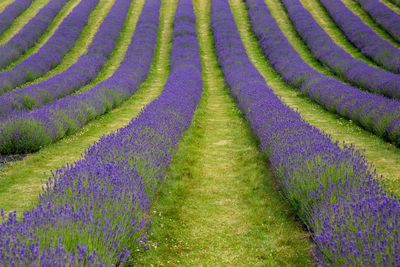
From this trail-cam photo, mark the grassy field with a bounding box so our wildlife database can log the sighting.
[0,0,399,265]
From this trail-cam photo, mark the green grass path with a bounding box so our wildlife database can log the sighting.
[230,0,400,195]
[132,0,312,265]
[380,0,400,13]
[0,0,174,216]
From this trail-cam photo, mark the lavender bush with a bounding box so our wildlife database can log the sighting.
[354,0,400,43]
[243,0,400,146]
[0,0,158,155]
[319,0,400,74]
[0,0,99,95]
[0,0,33,37]
[0,0,71,70]
[0,0,202,264]
[0,0,131,114]
[213,0,400,264]
[282,0,400,99]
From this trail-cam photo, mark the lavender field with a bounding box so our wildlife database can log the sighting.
[0,0,399,265]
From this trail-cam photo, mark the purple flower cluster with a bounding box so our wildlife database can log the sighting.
[0,0,202,264]
[0,0,99,95]
[0,0,33,37]
[355,0,400,43]
[319,0,400,74]
[212,0,400,265]
[244,0,400,146]
[0,0,159,155]
[0,0,131,114]
[281,0,400,99]
[0,0,70,70]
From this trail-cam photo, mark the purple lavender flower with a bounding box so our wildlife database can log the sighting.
[0,0,131,114]
[0,0,100,95]
[0,0,33,37]
[0,0,202,264]
[281,0,400,99]
[212,0,400,264]
[320,0,400,74]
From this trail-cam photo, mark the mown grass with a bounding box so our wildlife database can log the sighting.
[230,0,400,196]
[132,0,313,265]
[298,0,378,67]
[0,0,49,45]
[0,0,174,217]
[1,0,82,72]
[17,0,114,88]
[340,0,400,48]
[0,0,15,13]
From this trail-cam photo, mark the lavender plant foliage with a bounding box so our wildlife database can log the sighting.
[354,0,400,43]
[244,0,400,146]
[0,0,202,264]
[0,0,160,155]
[387,0,400,8]
[213,0,400,265]
[0,0,131,114]
[0,0,99,95]
[319,0,400,74]
[0,0,71,70]
[282,0,400,99]
[0,0,33,37]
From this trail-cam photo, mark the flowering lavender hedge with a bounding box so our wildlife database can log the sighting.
[0,0,159,155]
[244,0,400,146]
[0,0,71,70]
[354,0,400,43]
[212,0,400,265]
[281,0,400,99]
[0,0,202,264]
[0,0,131,114]
[319,0,400,74]
[0,0,99,95]
[0,0,33,37]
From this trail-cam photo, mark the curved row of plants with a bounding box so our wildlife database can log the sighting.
[0,0,202,263]
[319,0,400,74]
[0,0,131,115]
[0,0,100,95]
[212,0,400,265]
[0,0,156,155]
[354,0,400,43]
[0,0,33,37]
[281,0,400,99]
[245,0,400,146]
[0,0,71,71]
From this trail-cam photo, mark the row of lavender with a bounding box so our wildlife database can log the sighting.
[0,0,156,155]
[212,0,400,265]
[0,0,99,95]
[354,0,400,43]
[319,0,400,74]
[0,0,71,70]
[0,0,202,264]
[0,0,33,37]
[0,0,131,115]
[245,0,400,146]
[281,0,400,99]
